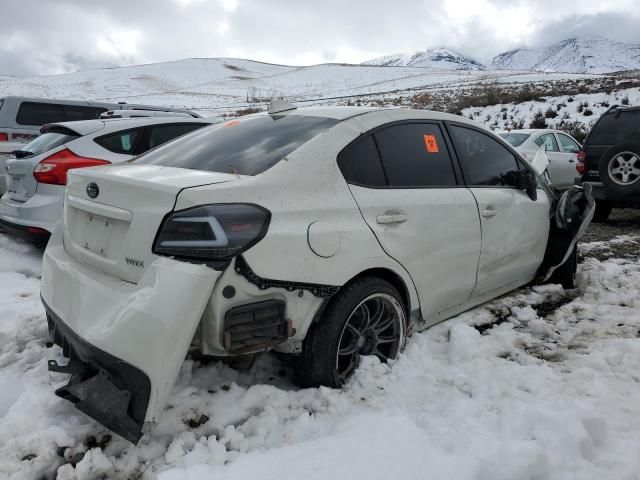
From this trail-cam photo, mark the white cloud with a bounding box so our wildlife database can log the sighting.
[0,0,638,76]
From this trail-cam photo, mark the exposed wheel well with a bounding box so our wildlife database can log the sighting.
[344,268,412,314]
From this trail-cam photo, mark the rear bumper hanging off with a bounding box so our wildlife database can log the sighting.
[45,299,151,443]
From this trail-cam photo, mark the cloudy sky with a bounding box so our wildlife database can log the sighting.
[1,0,639,76]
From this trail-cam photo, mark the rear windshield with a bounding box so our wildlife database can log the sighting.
[588,110,640,145]
[133,114,339,175]
[17,131,79,157]
[498,132,530,147]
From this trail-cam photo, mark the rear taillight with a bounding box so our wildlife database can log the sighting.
[575,150,586,175]
[33,148,110,185]
[0,132,7,141]
[153,204,270,262]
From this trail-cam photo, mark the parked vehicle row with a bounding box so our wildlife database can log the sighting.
[0,96,200,194]
[38,103,594,443]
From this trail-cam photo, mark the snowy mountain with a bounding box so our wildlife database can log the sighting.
[492,36,640,74]
[362,48,485,70]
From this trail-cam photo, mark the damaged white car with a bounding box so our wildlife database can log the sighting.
[41,103,594,443]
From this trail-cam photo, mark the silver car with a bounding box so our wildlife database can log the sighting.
[497,129,581,189]
[0,117,211,242]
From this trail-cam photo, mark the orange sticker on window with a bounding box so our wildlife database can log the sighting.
[224,120,241,128]
[424,134,439,153]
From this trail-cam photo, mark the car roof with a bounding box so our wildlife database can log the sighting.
[496,129,560,135]
[42,117,211,136]
[265,106,487,128]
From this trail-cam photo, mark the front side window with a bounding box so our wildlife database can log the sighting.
[557,133,580,153]
[449,125,519,186]
[95,129,142,155]
[134,115,338,176]
[374,123,456,187]
[534,133,559,152]
[337,135,386,187]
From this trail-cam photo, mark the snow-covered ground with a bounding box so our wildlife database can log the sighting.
[1,216,640,479]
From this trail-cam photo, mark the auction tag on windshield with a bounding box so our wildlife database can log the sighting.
[424,134,439,153]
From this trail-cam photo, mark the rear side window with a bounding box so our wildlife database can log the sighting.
[498,132,530,147]
[95,129,142,155]
[64,106,107,122]
[589,111,640,145]
[147,123,206,149]
[338,135,386,187]
[534,133,559,152]
[17,130,79,157]
[16,102,107,126]
[450,125,519,186]
[16,102,66,126]
[0,99,4,111]
[374,123,456,187]
[134,115,338,175]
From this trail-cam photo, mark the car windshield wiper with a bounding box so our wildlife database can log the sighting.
[11,150,34,159]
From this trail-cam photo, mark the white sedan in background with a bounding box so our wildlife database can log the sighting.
[498,129,581,189]
[0,117,210,242]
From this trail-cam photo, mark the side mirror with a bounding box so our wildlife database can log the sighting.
[503,170,538,201]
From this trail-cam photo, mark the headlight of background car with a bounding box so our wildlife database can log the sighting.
[153,204,270,261]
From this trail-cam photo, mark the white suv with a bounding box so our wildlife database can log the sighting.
[41,105,593,443]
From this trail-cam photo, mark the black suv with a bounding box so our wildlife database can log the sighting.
[576,105,640,221]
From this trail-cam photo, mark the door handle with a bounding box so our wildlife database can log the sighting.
[481,208,497,218]
[376,214,408,224]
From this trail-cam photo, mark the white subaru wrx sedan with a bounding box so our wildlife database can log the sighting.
[41,104,593,443]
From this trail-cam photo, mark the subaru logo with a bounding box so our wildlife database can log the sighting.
[86,182,99,199]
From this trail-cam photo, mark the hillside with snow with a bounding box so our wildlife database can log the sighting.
[362,48,485,70]
[492,36,640,74]
[0,57,590,117]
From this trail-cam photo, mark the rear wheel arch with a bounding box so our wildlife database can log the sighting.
[339,267,414,319]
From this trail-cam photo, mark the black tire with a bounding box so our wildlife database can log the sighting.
[548,245,577,289]
[599,143,640,197]
[592,201,613,223]
[297,276,407,388]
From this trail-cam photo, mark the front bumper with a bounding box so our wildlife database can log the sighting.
[41,227,220,442]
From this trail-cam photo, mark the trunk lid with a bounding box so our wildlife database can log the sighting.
[64,164,239,283]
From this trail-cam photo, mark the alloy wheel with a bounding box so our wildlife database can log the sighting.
[335,293,405,382]
[608,152,640,185]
